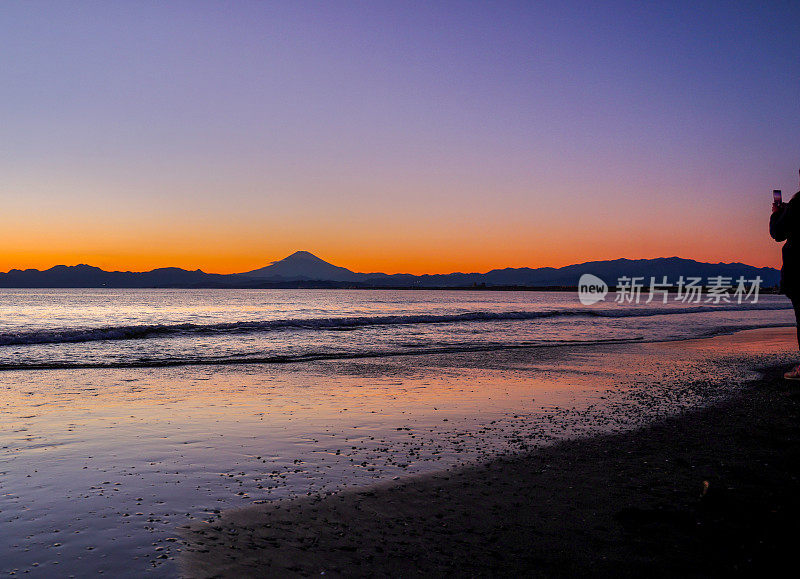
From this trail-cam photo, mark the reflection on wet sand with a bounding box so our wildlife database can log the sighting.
[0,328,795,576]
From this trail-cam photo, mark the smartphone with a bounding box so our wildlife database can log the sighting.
[774,189,782,203]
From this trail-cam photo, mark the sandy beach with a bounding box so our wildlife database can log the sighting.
[180,329,800,577]
[3,325,797,576]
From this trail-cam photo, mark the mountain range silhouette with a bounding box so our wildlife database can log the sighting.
[0,251,780,288]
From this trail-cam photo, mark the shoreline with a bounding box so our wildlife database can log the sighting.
[180,346,800,576]
[0,321,793,373]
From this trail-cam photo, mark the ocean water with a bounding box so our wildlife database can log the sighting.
[0,288,793,369]
[0,289,796,576]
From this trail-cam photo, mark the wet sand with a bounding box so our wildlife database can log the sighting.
[181,330,800,577]
[2,327,796,576]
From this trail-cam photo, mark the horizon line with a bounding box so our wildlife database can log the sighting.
[0,253,780,278]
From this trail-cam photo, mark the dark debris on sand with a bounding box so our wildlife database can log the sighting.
[180,366,800,578]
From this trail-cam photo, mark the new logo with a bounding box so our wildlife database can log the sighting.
[578,273,608,305]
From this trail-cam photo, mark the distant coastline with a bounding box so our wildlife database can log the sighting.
[0,251,780,289]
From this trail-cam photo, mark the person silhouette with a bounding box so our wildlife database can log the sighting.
[770,169,800,380]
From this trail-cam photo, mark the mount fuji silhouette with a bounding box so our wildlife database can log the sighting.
[0,251,781,288]
[242,251,361,282]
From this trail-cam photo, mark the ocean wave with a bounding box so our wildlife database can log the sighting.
[0,321,792,371]
[0,302,791,347]
[0,337,648,370]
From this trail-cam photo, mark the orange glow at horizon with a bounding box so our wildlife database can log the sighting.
[0,227,782,276]
[0,178,782,275]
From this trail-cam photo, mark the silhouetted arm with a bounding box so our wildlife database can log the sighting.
[770,201,792,241]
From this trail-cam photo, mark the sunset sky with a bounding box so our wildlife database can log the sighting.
[2,1,799,274]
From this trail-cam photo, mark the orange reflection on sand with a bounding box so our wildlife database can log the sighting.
[661,327,796,354]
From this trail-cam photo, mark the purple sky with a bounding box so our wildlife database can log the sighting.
[2,1,798,273]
